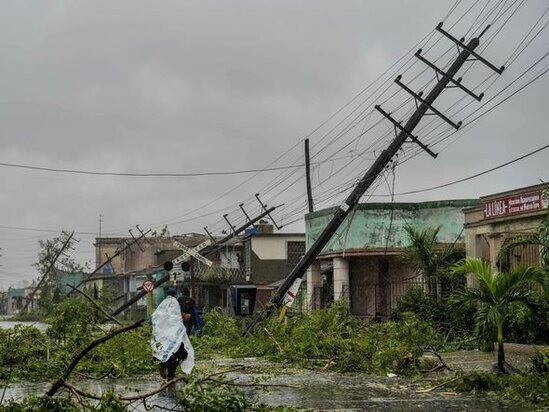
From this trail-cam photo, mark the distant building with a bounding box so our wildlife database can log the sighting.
[242,221,306,283]
[463,183,548,284]
[92,225,306,318]
[241,220,306,309]
[5,285,39,315]
[93,233,245,318]
[305,200,479,319]
[0,291,8,315]
[53,270,85,294]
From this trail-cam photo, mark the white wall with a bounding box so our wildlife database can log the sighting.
[252,235,305,260]
[219,248,241,269]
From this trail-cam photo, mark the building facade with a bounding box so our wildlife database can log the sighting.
[463,183,548,284]
[240,221,306,311]
[242,224,305,284]
[305,200,479,318]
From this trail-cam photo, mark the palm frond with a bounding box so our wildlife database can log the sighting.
[474,303,500,342]
[449,287,488,308]
[401,225,463,280]
[495,265,542,300]
[452,258,497,298]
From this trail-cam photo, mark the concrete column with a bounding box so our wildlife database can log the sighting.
[333,257,349,301]
[306,260,321,311]
[467,234,483,288]
[488,233,502,271]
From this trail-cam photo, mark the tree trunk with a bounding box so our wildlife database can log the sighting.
[497,322,505,374]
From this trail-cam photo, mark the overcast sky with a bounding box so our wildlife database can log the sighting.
[1,0,548,289]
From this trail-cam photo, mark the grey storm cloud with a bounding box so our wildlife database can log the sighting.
[0,0,548,287]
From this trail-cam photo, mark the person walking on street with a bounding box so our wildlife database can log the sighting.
[151,288,194,381]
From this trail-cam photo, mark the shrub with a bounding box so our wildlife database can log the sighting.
[0,395,82,412]
[196,301,440,375]
[47,298,101,347]
[531,348,549,373]
[0,325,59,381]
[391,287,474,341]
[76,326,157,377]
[451,372,549,405]
[504,294,549,344]
[177,380,251,412]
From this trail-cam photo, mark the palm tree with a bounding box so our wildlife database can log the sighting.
[450,258,542,373]
[400,226,464,298]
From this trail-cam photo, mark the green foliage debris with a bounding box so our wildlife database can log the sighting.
[450,371,549,406]
[194,301,438,376]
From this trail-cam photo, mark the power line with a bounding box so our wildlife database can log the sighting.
[0,158,347,178]
[102,2,486,232]
[271,5,549,229]
[0,224,123,236]
[375,143,549,197]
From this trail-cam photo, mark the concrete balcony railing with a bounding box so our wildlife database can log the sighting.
[194,266,247,282]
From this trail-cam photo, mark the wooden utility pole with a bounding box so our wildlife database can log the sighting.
[244,22,504,334]
[189,256,195,298]
[69,227,152,294]
[24,231,75,311]
[108,205,282,318]
[305,139,314,213]
[97,214,103,268]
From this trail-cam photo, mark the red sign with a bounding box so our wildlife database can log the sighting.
[142,279,155,292]
[483,191,544,219]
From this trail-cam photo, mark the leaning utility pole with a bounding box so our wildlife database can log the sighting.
[68,227,152,295]
[23,231,75,311]
[201,204,282,257]
[108,204,283,318]
[244,22,504,334]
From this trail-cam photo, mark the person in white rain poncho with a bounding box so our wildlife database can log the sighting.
[150,288,194,380]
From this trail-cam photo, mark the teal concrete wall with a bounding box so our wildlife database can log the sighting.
[305,200,479,253]
[54,271,84,292]
[7,287,24,298]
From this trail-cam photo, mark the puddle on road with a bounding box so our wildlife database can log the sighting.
[228,368,532,411]
[1,360,535,411]
[0,320,48,332]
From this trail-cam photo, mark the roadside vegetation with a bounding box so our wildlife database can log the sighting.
[195,302,443,375]
[393,221,549,406]
[2,211,549,409]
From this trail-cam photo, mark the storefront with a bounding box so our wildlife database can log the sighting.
[463,183,548,285]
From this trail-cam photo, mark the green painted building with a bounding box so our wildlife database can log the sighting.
[304,199,479,318]
[6,287,26,315]
[53,270,85,293]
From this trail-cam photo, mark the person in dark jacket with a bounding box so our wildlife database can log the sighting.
[177,287,195,336]
[153,288,191,381]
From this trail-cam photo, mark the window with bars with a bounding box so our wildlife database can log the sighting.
[287,241,305,272]
[499,237,541,271]
[508,243,541,269]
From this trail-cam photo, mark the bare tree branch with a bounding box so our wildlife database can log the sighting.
[73,365,116,380]
[416,376,461,393]
[62,376,188,402]
[66,284,123,326]
[55,365,292,404]
[205,377,300,389]
[47,319,144,396]
[263,327,283,353]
